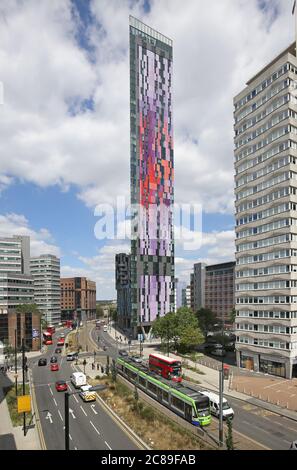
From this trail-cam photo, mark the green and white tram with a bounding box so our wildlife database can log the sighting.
[116,357,211,427]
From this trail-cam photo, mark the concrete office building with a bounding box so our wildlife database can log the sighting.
[115,253,131,329]
[30,255,61,325]
[205,262,235,323]
[60,277,96,322]
[0,235,40,351]
[129,17,175,337]
[234,42,297,378]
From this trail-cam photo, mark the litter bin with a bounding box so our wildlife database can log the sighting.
[223,364,230,380]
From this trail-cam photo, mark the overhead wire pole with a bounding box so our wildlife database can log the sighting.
[219,318,225,447]
[21,338,26,436]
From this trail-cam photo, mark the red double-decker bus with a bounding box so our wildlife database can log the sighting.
[149,353,182,382]
[47,325,55,334]
[43,331,53,345]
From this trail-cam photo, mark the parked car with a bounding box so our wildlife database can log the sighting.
[50,356,58,363]
[131,355,142,363]
[55,348,62,354]
[66,352,77,361]
[51,363,59,371]
[118,350,129,357]
[38,358,47,366]
[211,348,226,357]
[55,380,68,392]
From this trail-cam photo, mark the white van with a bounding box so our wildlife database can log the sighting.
[103,325,108,332]
[70,372,87,389]
[201,391,234,420]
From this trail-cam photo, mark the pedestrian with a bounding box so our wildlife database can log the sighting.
[97,363,99,370]
[101,365,104,373]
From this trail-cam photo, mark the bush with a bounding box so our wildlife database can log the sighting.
[139,406,156,421]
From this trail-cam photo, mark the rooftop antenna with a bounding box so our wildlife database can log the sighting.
[293,0,297,56]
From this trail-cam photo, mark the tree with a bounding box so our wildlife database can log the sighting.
[151,312,178,347]
[178,326,204,353]
[96,305,104,319]
[229,308,236,324]
[225,418,234,450]
[196,308,217,339]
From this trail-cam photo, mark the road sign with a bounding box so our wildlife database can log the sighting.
[138,334,144,342]
[17,395,31,413]
[32,329,39,338]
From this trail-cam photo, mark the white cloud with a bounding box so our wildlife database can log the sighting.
[0,213,61,257]
[0,0,295,213]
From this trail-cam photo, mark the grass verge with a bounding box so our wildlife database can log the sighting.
[4,384,33,427]
[89,376,213,450]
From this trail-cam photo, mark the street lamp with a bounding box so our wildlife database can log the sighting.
[64,385,106,450]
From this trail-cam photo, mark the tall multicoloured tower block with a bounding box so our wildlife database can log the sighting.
[129,16,174,335]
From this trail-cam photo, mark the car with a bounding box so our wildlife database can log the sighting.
[66,352,77,361]
[210,348,226,357]
[103,325,108,332]
[55,380,68,392]
[51,363,59,371]
[79,384,96,402]
[50,356,58,363]
[55,348,62,354]
[131,355,142,363]
[119,350,129,357]
[38,358,47,366]
[59,333,65,338]
[57,339,65,346]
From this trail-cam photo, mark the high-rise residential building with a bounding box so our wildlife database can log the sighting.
[129,16,174,337]
[0,235,39,351]
[204,262,235,323]
[193,262,206,312]
[234,42,297,379]
[30,255,61,325]
[60,277,96,322]
[115,253,131,329]
[181,285,191,309]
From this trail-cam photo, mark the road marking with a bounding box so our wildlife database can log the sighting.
[74,446,78,450]
[69,434,73,441]
[80,405,87,416]
[49,387,53,396]
[45,412,53,424]
[73,394,79,403]
[105,441,112,450]
[91,404,98,415]
[58,409,63,421]
[53,398,58,407]
[90,420,100,435]
[68,385,73,392]
[69,408,76,419]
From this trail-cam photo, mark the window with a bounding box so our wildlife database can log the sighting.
[171,395,184,412]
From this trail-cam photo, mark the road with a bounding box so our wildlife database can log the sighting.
[30,329,138,450]
[92,323,297,450]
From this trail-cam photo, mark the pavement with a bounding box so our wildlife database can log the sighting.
[0,369,41,450]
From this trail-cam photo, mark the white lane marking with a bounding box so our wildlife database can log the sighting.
[69,408,76,419]
[69,434,73,441]
[49,386,53,396]
[74,446,78,450]
[73,394,79,403]
[58,409,63,421]
[53,398,58,407]
[90,420,100,435]
[80,405,87,416]
[91,404,98,415]
[105,441,112,450]
[68,384,73,392]
[45,412,53,424]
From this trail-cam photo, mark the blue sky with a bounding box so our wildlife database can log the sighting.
[0,0,294,298]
